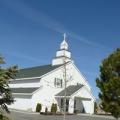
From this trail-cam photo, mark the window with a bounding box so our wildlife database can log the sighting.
[54,78,63,88]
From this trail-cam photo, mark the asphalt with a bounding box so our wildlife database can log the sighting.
[7,110,117,120]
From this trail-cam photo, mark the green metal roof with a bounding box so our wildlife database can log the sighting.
[10,87,39,94]
[14,64,62,79]
[55,85,84,96]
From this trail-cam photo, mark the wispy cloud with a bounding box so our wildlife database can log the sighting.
[3,50,47,64]
[1,0,108,49]
[67,32,107,49]
[1,0,65,33]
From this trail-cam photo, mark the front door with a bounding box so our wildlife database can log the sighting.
[74,98,85,113]
[60,98,69,112]
[74,99,76,113]
[66,99,69,112]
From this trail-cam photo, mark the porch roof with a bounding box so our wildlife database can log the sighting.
[55,85,83,97]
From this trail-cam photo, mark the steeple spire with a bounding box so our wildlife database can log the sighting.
[60,33,68,50]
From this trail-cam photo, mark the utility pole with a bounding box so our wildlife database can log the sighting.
[63,33,67,120]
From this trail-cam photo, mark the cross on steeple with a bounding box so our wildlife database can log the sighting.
[63,33,67,41]
[61,33,68,50]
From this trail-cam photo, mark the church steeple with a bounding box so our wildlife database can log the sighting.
[52,33,73,66]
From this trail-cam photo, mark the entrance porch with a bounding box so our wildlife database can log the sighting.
[55,84,94,114]
[55,96,91,114]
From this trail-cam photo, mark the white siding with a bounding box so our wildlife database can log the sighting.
[9,79,41,88]
[8,95,32,111]
[71,86,95,114]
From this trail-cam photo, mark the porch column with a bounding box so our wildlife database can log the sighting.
[68,98,74,113]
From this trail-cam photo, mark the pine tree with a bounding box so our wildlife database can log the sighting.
[96,48,120,119]
[36,103,42,112]
[0,55,18,114]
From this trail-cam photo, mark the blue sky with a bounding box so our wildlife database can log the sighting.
[0,0,120,98]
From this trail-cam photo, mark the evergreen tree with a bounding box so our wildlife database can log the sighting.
[51,103,57,114]
[51,103,54,113]
[36,103,42,112]
[0,55,18,114]
[54,104,57,113]
[96,48,120,119]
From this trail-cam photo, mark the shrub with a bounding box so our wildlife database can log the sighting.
[51,103,54,113]
[45,107,48,114]
[51,103,57,113]
[94,102,98,114]
[0,114,9,120]
[36,103,42,112]
[54,104,57,113]
[0,114,3,120]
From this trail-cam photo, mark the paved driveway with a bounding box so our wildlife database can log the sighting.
[8,110,117,120]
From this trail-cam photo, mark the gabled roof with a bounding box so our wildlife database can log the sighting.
[10,87,39,94]
[14,64,62,79]
[55,84,84,97]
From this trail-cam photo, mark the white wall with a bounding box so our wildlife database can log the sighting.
[31,87,58,112]
[8,78,41,111]
[82,100,94,114]
[67,63,91,91]
[71,86,95,114]
[8,95,32,111]
[56,50,71,58]
[9,79,41,88]
[52,57,71,65]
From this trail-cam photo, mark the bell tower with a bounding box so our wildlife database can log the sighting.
[52,33,73,66]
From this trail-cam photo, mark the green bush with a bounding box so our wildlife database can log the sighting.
[54,104,57,113]
[36,103,42,112]
[45,107,48,114]
[94,102,98,114]
[0,114,3,120]
[0,114,9,120]
[51,103,57,113]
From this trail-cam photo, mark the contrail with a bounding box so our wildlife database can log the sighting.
[1,0,108,49]
[68,33,107,48]
[3,50,47,64]
[1,0,66,33]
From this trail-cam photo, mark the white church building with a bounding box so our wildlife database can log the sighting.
[8,34,95,114]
